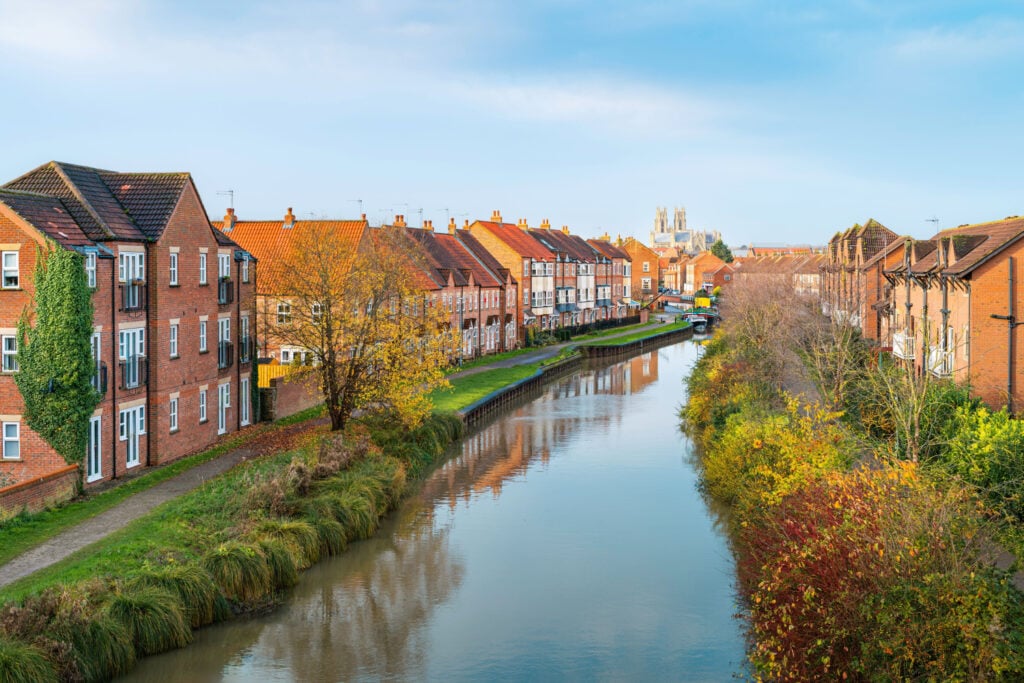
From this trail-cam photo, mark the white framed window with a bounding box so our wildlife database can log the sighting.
[277,302,291,325]
[2,335,17,372]
[87,415,101,482]
[2,252,19,289]
[169,252,178,286]
[218,317,230,345]
[118,252,145,282]
[199,389,207,423]
[218,253,231,280]
[85,252,97,288]
[311,302,322,324]
[90,332,101,392]
[199,252,208,285]
[240,377,250,426]
[169,323,179,358]
[241,255,250,283]
[2,421,19,460]
[199,321,208,352]
[169,398,178,432]
[642,261,650,273]
[641,277,652,291]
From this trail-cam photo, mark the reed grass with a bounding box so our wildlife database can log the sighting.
[201,542,272,604]
[106,585,192,656]
[127,565,220,629]
[309,516,347,557]
[0,636,59,683]
[255,538,299,589]
[252,520,320,569]
[52,606,136,683]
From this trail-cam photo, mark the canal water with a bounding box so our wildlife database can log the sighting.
[122,340,745,682]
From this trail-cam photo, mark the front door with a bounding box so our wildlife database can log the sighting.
[86,415,102,482]
[119,406,144,468]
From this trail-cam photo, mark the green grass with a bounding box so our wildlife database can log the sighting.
[0,403,326,569]
[430,363,545,412]
[569,321,650,341]
[447,348,536,373]
[583,321,690,346]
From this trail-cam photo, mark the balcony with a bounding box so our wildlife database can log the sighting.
[92,361,108,394]
[218,278,234,305]
[119,356,148,390]
[928,347,954,378]
[239,336,252,364]
[218,341,234,369]
[892,331,916,360]
[119,280,147,312]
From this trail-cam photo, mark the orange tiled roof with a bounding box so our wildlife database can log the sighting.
[473,220,554,260]
[214,218,367,293]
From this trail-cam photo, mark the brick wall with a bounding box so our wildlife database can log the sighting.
[0,464,78,520]
[259,370,321,422]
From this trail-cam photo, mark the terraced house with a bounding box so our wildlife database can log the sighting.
[0,162,256,514]
[587,236,633,320]
[885,217,1024,412]
[526,221,599,327]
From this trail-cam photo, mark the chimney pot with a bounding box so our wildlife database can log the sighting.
[561,225,570,234]
[464,219,470,228]
[423,220,433,232]
[540,219,551,230]
[223,208,237,231]
[449,217,457,234]
[361,213,366,221]
[283,207,295,228]
[491,210,502,223]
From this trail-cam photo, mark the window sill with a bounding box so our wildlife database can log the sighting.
[2,457,22,462]
[86,474,103,484]
[199,349,209,354]
[199,282,210,287]
[170,428,179,434]
[1,287,22,291]
[125,461,141,469]
[200,418,208,424]
[169,283,180,288]
[170,355,180,361]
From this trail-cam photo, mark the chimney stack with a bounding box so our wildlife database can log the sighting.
[464,219,470,228]
[223,207,236,231]
[540,219,551,230]
[561,225,570,235]
[423,220,433,232]
[449,217,457,234]
[395,214,407,227]
[361,213,367,221]
[283,207,295,229]
[517,218,528,230]
[491,210,502,223]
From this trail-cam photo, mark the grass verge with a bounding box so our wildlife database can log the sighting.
[0,413,462,682]
[0,404,327,569]
[583,321,690,346]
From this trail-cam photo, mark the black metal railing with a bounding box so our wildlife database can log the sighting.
[218,278,234,305]
[119,280,147,312]
[92,361,108,394]
[218,341,234,369]
[118,356,148,390]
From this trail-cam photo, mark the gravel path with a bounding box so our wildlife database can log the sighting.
[0,417,329,589]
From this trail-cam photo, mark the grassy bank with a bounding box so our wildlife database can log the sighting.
[0,412,462,682]
[583,320,689,346]
[684,331,1024,680]
[0,406,327,570]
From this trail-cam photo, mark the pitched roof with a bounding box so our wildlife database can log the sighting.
[0,189,93,248]
[214,218,367,292]
[936,217,1024,276]
[527,228,597,262]
[458,230,515,282]
[587,238,629,260]
[3,161,193,243]
[472,220,554,260]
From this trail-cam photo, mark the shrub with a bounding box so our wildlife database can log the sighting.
[202,542,272,603]
[255,538,299,590]
[252,520,320,569]
[0,635,59,683]
[53,606,135,683]
[106,585,192,656]
[127,564,221,629]
[309,516,347,557]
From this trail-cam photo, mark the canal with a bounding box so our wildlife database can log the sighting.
[122,339,746,681]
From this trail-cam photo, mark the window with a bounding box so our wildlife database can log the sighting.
[118,252,144,282]
[85,252,96,288]
[87,416,101,482]
[169,252,178,285]
[218,253,231,280]
[2,336,17,372]
[240,315,250,361]
[523,261,529,276]
[277,302,291,325]
[169,323,179,358]
[199,320,208,352]
[241,256,249,283]
[169,398,178,432]
[523,290,529,306]
[118,328,145,389]
[641,277,652,291]
[199,253,208,285]
[90,332,102,392]
[2,422,19,460]
[642,262,650,273]
[240,377,250,426]
[199,389,207,423]
[311,302,322,324]
[2,252,18,288]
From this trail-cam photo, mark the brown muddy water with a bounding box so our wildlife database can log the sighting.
[120,340,745,681]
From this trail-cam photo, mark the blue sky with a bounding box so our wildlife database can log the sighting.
[1,0,1022,245]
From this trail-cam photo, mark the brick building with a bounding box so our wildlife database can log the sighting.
[0,162,256,512]
[587,237,633,319]
[618,237,660,306]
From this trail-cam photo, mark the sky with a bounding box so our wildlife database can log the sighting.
[1,0,1022,246]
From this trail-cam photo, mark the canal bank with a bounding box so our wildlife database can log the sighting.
[120,339,745,682]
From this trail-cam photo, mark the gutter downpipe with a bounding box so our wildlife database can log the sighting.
[990,257,1018,414]
[110,254,117,481]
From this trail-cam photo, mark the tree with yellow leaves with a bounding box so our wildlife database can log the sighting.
[268,224,456,431]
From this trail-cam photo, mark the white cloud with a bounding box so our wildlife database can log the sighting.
[888,18,1024,64]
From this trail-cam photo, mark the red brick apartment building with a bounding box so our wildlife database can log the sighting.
[0,162,256,514]
[587,237,633,318]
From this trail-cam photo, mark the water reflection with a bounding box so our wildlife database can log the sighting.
[121,343,745,682]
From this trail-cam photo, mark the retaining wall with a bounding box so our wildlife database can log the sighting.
[0,464,79,521]
[259,371,322,422]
